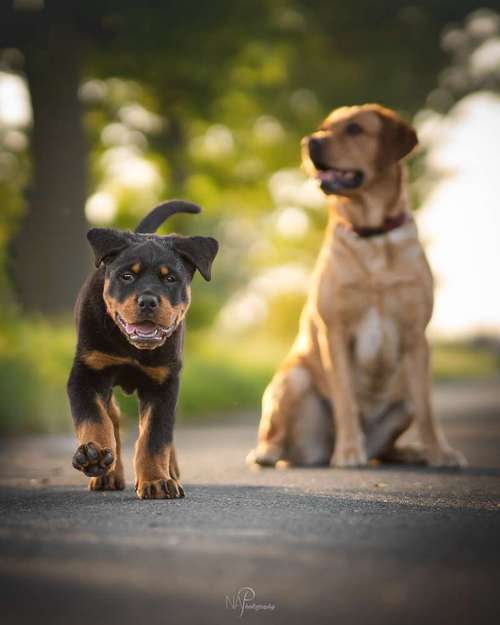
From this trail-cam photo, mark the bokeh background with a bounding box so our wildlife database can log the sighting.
[0,0,499,434]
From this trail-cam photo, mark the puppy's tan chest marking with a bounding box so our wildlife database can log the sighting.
[82,351,170,384]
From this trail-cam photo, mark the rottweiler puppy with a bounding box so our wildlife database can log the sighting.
[67,200,218,499]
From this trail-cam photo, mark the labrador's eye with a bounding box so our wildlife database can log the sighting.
[165,274,177,283]
[121,272,135,283]
[345,122,363,136]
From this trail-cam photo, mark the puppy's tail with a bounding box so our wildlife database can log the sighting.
[134,200,201,234]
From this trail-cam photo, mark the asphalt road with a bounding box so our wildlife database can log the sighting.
[1,378,500,625]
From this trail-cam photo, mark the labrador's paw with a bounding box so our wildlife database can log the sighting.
[333,437,368,468]
[425,445,467,468]
[246,443,284,467]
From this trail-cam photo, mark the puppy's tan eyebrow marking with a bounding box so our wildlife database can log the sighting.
[131,263,141,274]
[159,266,169,276]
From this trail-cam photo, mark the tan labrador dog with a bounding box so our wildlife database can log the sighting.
[247,104,466,469]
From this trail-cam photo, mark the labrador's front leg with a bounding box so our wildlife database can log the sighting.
[404,338,467,468]
[318,323,367,467]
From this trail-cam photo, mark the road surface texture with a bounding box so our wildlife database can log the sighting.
[1,378,499,625]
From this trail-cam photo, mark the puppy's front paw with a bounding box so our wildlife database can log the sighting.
[135,477,185,500]
[89,469,125,491]
[425,445,467,468]
[72,442,114,477]
[333,437,368,468]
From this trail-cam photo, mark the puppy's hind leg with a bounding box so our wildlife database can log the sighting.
[247,363,312,467]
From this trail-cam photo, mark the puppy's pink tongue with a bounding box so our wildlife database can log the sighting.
[125,321,156,333]
[317,170,335,181]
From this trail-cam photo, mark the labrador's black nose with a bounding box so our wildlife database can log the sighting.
[308,136,323,161]
[137,293,159,311]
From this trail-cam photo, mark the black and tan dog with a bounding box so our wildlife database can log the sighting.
[67,200,218,499]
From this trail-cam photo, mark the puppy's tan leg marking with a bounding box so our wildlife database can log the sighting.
[317,323,367,467]
[247,363,312,467]
[404,340,467,467]
[134,407,184,500]
[169,444,180,480]
[89,395,125,491]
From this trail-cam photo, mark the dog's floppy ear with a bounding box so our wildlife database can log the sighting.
[375,107,418,170]
[87,228,130,267]
[171,236,219,281]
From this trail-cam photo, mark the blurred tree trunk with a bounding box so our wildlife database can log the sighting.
[11,10,90,315]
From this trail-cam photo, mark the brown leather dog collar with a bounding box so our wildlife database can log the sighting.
[351,212,408,238]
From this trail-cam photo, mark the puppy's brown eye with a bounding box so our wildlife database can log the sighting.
[345,122,363,136]
[121,272,135,282]
[165,274,177,283]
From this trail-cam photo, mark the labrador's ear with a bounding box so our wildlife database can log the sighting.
[172,236,219,281]
[87,228,130,267]
[375,107,418,170]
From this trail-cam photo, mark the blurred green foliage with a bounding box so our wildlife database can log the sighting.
[0,314,498,434]
[0,2,498,433]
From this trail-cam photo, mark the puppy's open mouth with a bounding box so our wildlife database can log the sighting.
[314,164,364,193]
[116,314,175,345]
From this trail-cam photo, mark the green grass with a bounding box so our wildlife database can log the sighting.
[432,340,499,381]
[116,333,279,424]
[0,317,75,433]
[0,319,281,434]
[0,316,498,434]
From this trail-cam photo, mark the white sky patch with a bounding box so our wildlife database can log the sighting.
[417,91,500,338]
[268,168,326,210]
[118,103,164,134]
[3,129,27,151]
[79,79,108,104]
[99,146,163,191]
[469,37,500,78]
[101,122,148,150]
[85,192,117,224]
[253,115,284,145]
[191,124,234,159]
[218,263,310,332]
[0,72,31,128]
[275,206,309,238]
[218,292,268,331]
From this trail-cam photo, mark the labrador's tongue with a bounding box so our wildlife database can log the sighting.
[317,170,335,181]
[125,321,156,334]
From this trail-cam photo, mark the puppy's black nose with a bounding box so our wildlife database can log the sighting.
[137,294,159,311]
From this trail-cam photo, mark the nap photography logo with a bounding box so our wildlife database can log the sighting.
[225,586,277,617]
